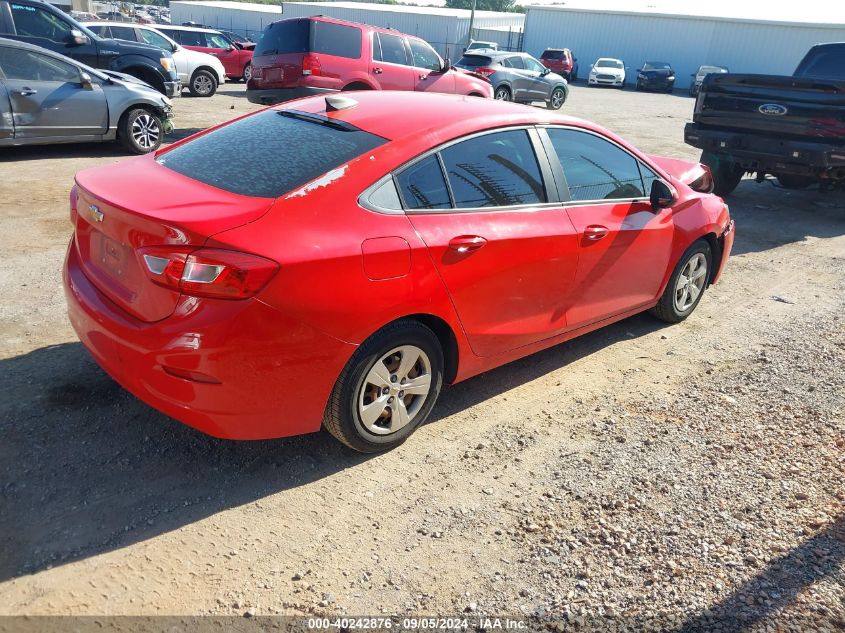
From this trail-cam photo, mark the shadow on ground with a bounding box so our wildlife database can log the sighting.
[0,312,666,582]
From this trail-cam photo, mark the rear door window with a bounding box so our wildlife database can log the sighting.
[156,109,386,198]
[546,128,646,200]
[375,32,407,65]
[440,130,547,208]
[397,155,452,210]
[254,19,309,56]
[503,56,524,69]
[312,20,361,58]
[108,25,138,42]
[178,30,205,47]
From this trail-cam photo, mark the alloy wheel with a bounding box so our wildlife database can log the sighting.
[494,87,510,101]
[131,113,160,151]
[193,74,214,95]
[550,88,565,109]
[357,345,432,436]
[674,252,708,312]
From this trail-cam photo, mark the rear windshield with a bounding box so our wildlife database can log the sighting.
[156,110,386,198]
[255,18,361,58]
[455,54,492,69]
[795,47,845,80]
[541,50,564,60]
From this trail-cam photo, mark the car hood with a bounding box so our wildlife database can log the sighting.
[101,69,151,86]
[594,67,623,75]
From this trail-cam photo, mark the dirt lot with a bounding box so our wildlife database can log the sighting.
[1,83,843,630]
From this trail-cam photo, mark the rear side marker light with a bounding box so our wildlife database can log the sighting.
[161,365,222,384]
[139,247,279,300]
[302,54,322,77]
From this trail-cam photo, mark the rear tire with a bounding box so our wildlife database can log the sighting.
[118,108,163,154]
[323,320,444,453]
[700,151,744,196]
[241,62,251,83]
[777,174,815,190]
[188,69,217,97]
[650,240,713,323]
[494,86,511,101]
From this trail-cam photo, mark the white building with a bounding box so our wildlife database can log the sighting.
[169,1,525,60]
[522,0,845,89]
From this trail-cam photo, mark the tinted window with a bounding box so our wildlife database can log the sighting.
[440,130,546,209]
[177,30,204,47]
[86,24,110,37]
[109,26,138,42]
[798,49,845,80]
[255,19,309,56]
[10,4,72,42]
[375,32,407,65]
[206,33,230,49]
[157,110,386,198]
[547,128,645,200]
[313,21,361,58]
[408,38,440,70]
[0,47,79,82]
[643,62,671,70]
[503,56,524,69]
[541,50,563,60]
[455,54,491,69]
[397,155,451,210]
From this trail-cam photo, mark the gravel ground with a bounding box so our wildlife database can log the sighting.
[0,83,843,631]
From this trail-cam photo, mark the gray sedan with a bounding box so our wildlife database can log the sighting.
[455,50,569,109]
[0,38,174,153]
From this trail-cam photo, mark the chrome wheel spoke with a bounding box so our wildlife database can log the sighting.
[402,373,431,395]
[396,346,421,380]
[391,398,411,430]
[360,397,388,427]
[366,361,393,390]
[688,284,700,302]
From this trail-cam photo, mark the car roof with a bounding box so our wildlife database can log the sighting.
[157,24,221,33]
[0,36,107,78]
[278,91,600,147]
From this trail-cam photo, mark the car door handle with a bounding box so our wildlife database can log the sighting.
[17,88,37,96]
[448,235,487,253]
[420,74,429,80]
[584,225,609,240]
[373,67,383,74]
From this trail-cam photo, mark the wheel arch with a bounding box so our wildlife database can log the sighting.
[191,65,219,81]
[343,80,376,91]
[371,313,460,385]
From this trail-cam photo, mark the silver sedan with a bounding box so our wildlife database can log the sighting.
[0,37,174,153]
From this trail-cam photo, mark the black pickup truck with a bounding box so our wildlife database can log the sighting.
[0,0,180,97]
[684,42,845,195]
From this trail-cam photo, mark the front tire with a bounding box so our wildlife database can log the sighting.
[118,108,163,154]
[323,320,444,453]
[189,69,217,97]
[547,86,567,110]
[700,151,744,196]
[650,240,712,323]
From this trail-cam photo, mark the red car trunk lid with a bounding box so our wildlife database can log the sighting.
[72,156,273,323]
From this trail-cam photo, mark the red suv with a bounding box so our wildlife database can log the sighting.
[247,16,492,104]
[540,48,579,82]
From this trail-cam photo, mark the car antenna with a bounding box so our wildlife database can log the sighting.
[325,95,358,112]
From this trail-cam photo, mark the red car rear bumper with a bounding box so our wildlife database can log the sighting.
[63,242,356,440]
[712,219,735,285]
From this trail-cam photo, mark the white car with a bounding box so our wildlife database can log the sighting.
[588,57,627,88]
[82,22,226,97]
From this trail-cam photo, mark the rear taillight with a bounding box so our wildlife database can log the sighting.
[302,54,322,77]
[139,247,279,300]
[473,67,495,77]
[69,185,79,224]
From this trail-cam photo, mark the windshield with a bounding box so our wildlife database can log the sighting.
[643,62,671,70]
[596,59,622,69]
[698,66,726,75]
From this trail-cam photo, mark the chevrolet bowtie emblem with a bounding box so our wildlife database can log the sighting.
[88,204,104,223]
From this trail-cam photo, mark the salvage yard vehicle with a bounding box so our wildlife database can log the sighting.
[455,50,568,109]
[689,64,728,97]
[0,37,173,153]
[588,57,626,88]
[636,61,675,93]
[246,16,492,105]
[685,42,845,195]
[64,91,733,453]
[540,47,578,82]
[82,21,226,97]
[156,25,253,82]
[0,0,180,97]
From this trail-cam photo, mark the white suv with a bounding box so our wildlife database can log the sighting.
[83,22,226,97]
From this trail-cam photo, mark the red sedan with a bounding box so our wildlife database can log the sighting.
[64,92,734,452]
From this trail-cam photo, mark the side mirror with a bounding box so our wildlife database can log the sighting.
[69,29,90,46]
[80,72,94,90]
[172,42,179,53]
[650,179,676,211]
[441,57,451,72]
[541,67,550,76]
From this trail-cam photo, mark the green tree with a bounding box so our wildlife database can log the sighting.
[445,0,520,12]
